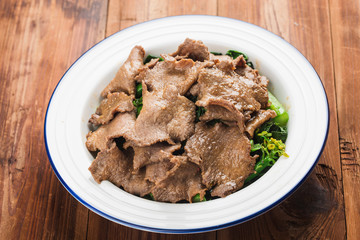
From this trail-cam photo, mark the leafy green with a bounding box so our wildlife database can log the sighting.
[247,61,254,69]
[135,83,142,98]
[144,193,154,200]
[144,55,164,64]
[226,50,254,69]
[186,95,206,122]
[196,107,206,122]
[226,50,249,61]
[210,51,223,55]
[132,96,143,117]
[268,91,289,126]
[133,83,143,117]
[192,193,206,202]
[207,119,221,126]
[254,120,288,143]
[187,94,197,103]
[245,120,289,184]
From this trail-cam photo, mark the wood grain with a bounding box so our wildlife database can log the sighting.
[89,1,218,239]
[0,0,107,239]
[106,0,217,37]
[330,0,360,239]
[217,0,346,239]
[0,0,358,239]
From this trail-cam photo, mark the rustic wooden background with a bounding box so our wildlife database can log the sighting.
[0,0,359,239]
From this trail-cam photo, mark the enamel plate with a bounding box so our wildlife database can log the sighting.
[45,15,329,233]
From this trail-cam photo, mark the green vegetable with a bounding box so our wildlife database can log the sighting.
[192,193,206,202]
[144,193,154,200]
[210,51,223,55]
[196,107,206,122]
[255,120,288,143]
[186,95,206,122]
[133,83,143,117]
[268,91,289,127]
[187,94,197,103]
[132,96,143,117]
[135,83,142,98]
[246,130,289,183]
[144,55,164,64]
[226,50,249,61]
[226,50,254,69]
[246,61,254,69]
[207,119,221,126]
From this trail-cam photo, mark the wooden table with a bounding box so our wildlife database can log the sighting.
[1,0,359,239]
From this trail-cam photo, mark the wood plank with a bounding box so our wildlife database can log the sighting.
[87,0,218,238]
[106,0,217,37]
[0,0,107,239]
[217,0,346,239]
[330,0,360,239]
[87,214,215,240]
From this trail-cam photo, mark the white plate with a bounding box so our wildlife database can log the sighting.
[44,15,329,233]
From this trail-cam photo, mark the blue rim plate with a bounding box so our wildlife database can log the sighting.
[44,15,329,233]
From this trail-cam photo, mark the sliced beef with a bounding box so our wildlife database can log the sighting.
[197,67,269,111]
[88,143,153,196]
[200,105,238,122]
[144,57,159,69]
[87,85,196,150]
[131,142,181,172]
[185,122,256,198]
[199,104,245,131]
[209,53,232,62]
[171,38,210,62]
[151,156,206,203]
[211,54,246,73]
[101,46,145,97]
[132,85,195,146]
[246,109,277,137]
[86,112,136,152]
[235,61,269,90]
[89,92,134,126]
[188,83,200,96]
[137,54,212,96]
[145,158,178,184]
[87,39,278,203]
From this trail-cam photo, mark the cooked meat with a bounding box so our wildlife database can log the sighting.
[171,38,210,62]
[86,112,136,152]
[89,92,134,126]
[144,57,159,69]
[131,142,181,172]
[151,156,206,203]
[137,54,212,95]
[101,46,145,97]
[209,53,232,62]
[200,104,239,122]
[145,158,178,183]
[87,39,283,203]
[185,122,256,198]
[132,84,195,146]
[246,109,277,137]
[188,83,200,96]
[197,67,269,111]
[235,62,269,90]
[215,58,236,72]
[89,143,153,196]
[87,85,195,150]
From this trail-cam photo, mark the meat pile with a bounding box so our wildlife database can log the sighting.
[86,39,276,202]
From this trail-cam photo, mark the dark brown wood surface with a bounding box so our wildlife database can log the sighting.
[0,0,358,239]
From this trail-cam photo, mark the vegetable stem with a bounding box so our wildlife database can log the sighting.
[268,91,289,126]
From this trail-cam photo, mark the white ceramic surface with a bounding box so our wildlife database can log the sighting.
[44,15,329,233]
